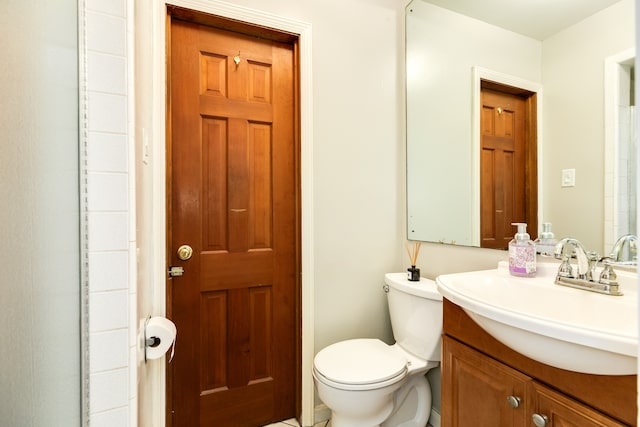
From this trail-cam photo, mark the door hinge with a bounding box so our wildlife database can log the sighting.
[168,266,184,277]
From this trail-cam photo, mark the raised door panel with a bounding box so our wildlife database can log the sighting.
[480,88,526,249]
[531,382,628,427]
[442,336,530,427]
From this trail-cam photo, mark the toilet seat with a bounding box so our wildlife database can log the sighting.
[313,338,408,391]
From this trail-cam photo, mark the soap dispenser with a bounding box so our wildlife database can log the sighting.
[534,222,557,256]
[509,222,536,277]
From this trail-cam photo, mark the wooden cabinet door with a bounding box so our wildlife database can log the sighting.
[530,382,628,427]
[442,336,530,427]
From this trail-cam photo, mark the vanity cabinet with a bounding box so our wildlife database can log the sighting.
[441,299,636,427]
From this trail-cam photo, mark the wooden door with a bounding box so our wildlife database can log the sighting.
[480,84,537,249]
[530,382,627,427]
[167,16,299,427]
[441,336,530,427]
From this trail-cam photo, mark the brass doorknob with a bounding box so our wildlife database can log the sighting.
[177,245,193,261]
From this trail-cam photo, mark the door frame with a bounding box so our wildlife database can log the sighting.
[471,67,543,246]
[148,1,315,425]
[604,48,636,253]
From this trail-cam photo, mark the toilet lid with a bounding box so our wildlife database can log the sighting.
[314,339,407,386]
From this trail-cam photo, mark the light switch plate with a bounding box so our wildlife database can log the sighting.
[142,127,150,165]
[561,168,576,187]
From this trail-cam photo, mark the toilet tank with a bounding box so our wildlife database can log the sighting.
[385,273,443,361]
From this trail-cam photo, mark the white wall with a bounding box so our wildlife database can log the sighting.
[0,1,81,425]
[542,0,635,253]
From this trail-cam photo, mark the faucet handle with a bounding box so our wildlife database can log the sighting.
[557,258,573,278]
[599,258,618,285]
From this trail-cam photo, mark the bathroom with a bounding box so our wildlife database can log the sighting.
[1,0,636,426]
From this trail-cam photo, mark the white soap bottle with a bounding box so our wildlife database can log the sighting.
[534,222,557,256]
[509,222,536,277]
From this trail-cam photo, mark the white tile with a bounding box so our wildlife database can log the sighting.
[90,407,129,427]
[88,52,126,94]
[88,132,128,173]
[89,251,129,292]
[88,212,128,251]
[88,172,129,211]
[129,291,138,347]
[129,345,138,398]
[86,11,126,56]
[87,0,126,18]
[90,290,129,332]
[90,368,129,413]
[88,92,127,133]
[91,329,129,372]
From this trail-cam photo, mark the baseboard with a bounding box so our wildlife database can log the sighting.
[429,408,441,427]
[313,403,331,425]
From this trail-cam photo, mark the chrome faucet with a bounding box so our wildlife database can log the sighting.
[609,234,638,265]
[553,237,590,279]
[553,237,622,296]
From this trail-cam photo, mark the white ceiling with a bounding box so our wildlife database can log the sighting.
[420,0,623,40]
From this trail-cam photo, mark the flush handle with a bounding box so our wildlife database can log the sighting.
[177,245,193,261]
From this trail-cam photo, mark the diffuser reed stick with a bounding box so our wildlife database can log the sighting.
[406,241,421,266]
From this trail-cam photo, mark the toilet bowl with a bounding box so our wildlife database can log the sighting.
[313,274,443,427]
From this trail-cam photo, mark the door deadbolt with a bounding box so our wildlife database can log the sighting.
[177,245,193,261]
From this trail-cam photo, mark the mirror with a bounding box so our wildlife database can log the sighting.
[406,0,636,255]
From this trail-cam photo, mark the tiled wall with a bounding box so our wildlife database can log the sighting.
[616,105,637,238]
[84,0,135,425]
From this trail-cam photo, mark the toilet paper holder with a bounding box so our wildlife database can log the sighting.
[145,336,161,347]
[144,316,176,363]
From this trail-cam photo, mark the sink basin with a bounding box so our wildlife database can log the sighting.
[436,262,638,375]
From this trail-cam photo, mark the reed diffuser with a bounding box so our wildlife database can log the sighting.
[406,241,421,281]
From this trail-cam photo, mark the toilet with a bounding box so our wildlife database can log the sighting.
[313,273,443,427]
